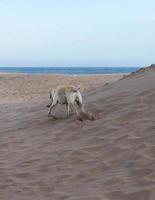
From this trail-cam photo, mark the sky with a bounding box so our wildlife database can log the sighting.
[0,0,155,67]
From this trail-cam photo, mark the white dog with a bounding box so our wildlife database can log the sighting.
[47,85,85,118]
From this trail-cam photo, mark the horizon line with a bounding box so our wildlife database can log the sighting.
[0,66,140,68]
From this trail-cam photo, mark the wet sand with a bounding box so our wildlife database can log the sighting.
[0,67,155,199]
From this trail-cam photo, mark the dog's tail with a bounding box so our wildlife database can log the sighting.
[46,90,54,108]
[49,91,52,99]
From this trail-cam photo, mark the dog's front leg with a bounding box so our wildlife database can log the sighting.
[73,102,80,117]
[80,103,85,113]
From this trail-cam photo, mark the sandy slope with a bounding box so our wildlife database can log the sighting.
[0,67,155,200]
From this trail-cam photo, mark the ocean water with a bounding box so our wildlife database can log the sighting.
[0,67,139,75]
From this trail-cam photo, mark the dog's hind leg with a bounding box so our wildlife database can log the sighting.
[46,101,52,108]
[67,104,70,117]
[67,103,73,117]
[48,99,57,116]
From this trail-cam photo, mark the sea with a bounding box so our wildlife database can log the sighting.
[0,67,139,75]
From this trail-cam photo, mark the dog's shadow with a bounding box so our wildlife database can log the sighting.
[77,111,96,121]
[48,111,96,122]
[48,115,60,121]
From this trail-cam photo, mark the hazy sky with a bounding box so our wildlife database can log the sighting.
[0,0,155,67]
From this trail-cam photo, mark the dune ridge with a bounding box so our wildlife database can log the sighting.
[0,65,155,199]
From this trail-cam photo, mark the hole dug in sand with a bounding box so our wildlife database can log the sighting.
[77,111,95,121]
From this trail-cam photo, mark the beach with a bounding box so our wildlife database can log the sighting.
[0,73,124,102]
[0,66,155,199]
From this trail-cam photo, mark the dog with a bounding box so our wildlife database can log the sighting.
[47,85,85,118]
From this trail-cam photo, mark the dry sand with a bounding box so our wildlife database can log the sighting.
[0,66,155,200]
[0,73,123,102]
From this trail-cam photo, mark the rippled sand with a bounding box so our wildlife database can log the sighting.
[0,67,155,199]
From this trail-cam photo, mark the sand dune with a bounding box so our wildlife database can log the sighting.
[0,66,155,199]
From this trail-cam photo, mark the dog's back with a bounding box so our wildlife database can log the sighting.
[57,85,83,93]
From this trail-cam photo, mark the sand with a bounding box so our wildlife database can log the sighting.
[0,66,155,200]
[0,73,124,102]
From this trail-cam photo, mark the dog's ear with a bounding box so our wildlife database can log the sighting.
[77,85,84,93]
